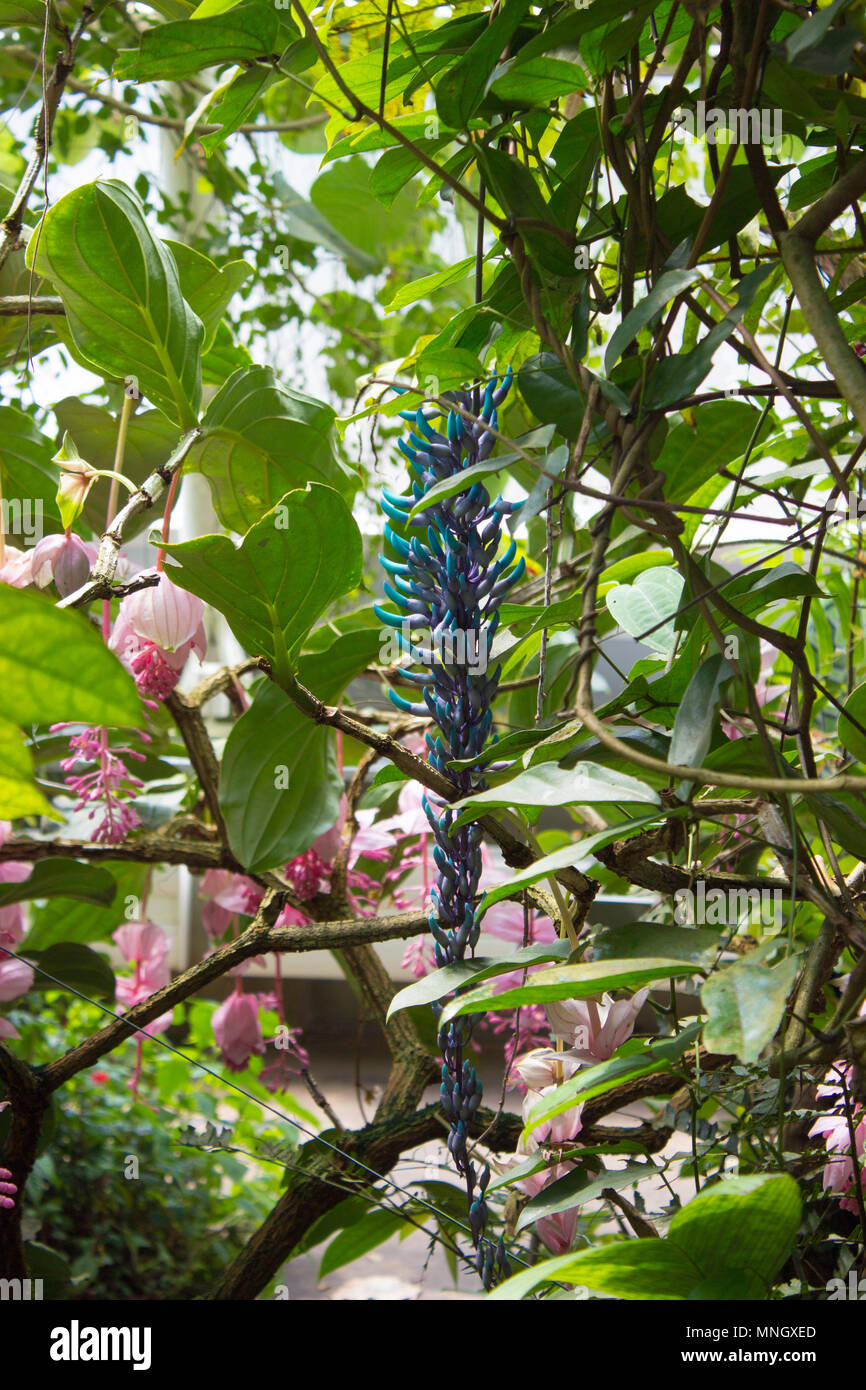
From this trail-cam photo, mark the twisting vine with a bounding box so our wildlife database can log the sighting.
[374,371,525,1287]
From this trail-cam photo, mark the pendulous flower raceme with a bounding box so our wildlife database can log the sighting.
[374,371,524,1289]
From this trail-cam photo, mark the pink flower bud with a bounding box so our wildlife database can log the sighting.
[30,533,95,597]
[212,988,265,1072]
[0,956,34,1002]
[118,570,205,653]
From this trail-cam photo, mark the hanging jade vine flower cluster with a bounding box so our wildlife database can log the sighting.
[375,371,524,1288]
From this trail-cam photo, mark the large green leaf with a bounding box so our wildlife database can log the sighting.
[0,717,52,820]
[491,1240,699,1302]
[0,861,117,910]
[606,568,684,657]
[491,1172,800,1300]
[218,632,376,871]
[439,958,695,1027]
[114,1,280,80]
[26,941,115,1001]
[590,923,721,964]
[644,264,777,409]
[319,1209,409,1278]
[605,268,702,374]
[187,366,352,532]
[477,815,662,910]
[669,1173,802,1286]
[218,680,342,873]
[839,680,866,764]
[452,763,660,825]
[655,401,768,504]
[22,863,148,950]
[0,406,62,533]
[164,241,252,352]
[0,584,142,728]
[516,1162,652,1235]
[28,180,203,427]
[434,0,531,127]
[701,947,800,1063]
[386,939,574,1019]
[162,484,363,681]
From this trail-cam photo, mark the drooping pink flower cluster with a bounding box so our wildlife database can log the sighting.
[54,724,148,844]
[0,532,97,597]
[0,826,35,1038]
[109,569,206,703]
[501,989,650,1255]
[212,984,265,1072]
[112,921,173,1038]
[809,1058,866,1215]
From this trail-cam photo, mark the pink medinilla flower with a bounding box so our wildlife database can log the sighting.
[517,1161,579,1256]
[546,987,650,1064]
[199,869,263,938]
[284,848,330,900]
[0,954,34,1001]
[0,544,35,587]
[0,1166,16,1211]
[112,921,173,1037]
[212,984,265,1072]
[809,1063,866,1214]
[110,569,206,701]
[30,532,96,597]
[0,861,31,949]
[0,1019,21,1039]
[55,724,147,844]
[515,1048,584,1150]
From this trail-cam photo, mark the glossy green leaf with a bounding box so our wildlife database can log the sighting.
[440,959,696,1028]
[22,863,148,951]
[0,584,142,729]
[478,816,661,910]
[839,680,866,764]
[669,653,733,795]
[186,365,352,532]
[606,568,684,656]
[164,241,252,351]
[161,483,363,678]
[517,1161,651,1234]
[26,941,116,1001]
[0,406,63,533]
[28,180,203,427]
[451,763,660,825]
[589,923,721,963]
[605,268,702,374]
[386,938,574,1019]
[319,1209,409,1278]
[0,861,117,910]
[522,1024,703,1138]
[654,401,767,504]
[114,2,280,80]
[0,716,53,820]
[434,0,532,128]
[490,1239,698,1302]
[218,680,342,873]
[218,632,375,872]
[669,1173,802,1285]
[701,947,800,1063]
[644,264,777,409]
